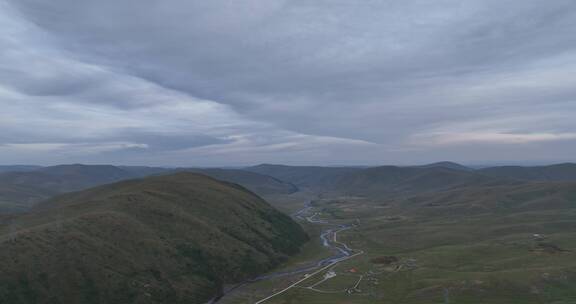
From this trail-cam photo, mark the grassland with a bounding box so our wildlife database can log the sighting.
[222,193,576,304]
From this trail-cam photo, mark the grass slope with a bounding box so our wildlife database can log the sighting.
[246,164,362,191]
[333,166,514,198]
[480,163,576,182]
[0,165,299,213]
[265,186,576,304]
[183,168,298,196]
[0,172,308,304]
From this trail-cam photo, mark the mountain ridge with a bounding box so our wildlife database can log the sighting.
[0,172,308,304]
[0,165,298,213]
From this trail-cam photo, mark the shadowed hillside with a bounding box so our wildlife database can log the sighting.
[0,165,299,213]
[480,163,576,182]
[385,181,576,216]
[332,166,515,198]
[0,165,136,213]
[0,181,55,214]
[0,166,42,173]
[246,164,513,197]
[416,161,473,171]
[246,164,362,190]
[183,168,298,196]
[0,172,308,304]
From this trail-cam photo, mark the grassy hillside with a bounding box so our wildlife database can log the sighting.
[0,165,299,213]
[0,165,135,214]
[0,172,308,304]
[480,163,576,182]
[388,182,576,216]
[214,169,576,304]
[416,161,472,171]
[247,164,514,198]
[183,168,298,196]
[119,166,299,195]
[0,166,42,173]
[332,166,514,198]
[0,183,54,213]
[246,164,362,190]
[247,182,576,304]
[37,164,134,186]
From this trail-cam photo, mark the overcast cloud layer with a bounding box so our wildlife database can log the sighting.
[1,0,576,166]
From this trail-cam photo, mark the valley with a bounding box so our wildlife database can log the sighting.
[219,193,576,304]
[3,163,576,303]
[0,165,297,214]
[5,2,576,303]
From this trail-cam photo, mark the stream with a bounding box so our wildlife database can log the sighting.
[208,200,353,303]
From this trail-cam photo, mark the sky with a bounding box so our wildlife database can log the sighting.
[1,0,576,167]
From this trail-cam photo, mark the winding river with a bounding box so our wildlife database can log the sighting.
[208,200,354,303]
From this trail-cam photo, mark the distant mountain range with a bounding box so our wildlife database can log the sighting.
[383,181,576,216]
[0,165,43,173]
[247,162,576,197]
[479,163,576,181]
[0,165,297,213]
[332,166,517,198]
[246,164,362,190]
[2,161,576,303]
[2,162,576,214]
[178,168,298,196]
[414,161,473,171]
[0,172,308,303]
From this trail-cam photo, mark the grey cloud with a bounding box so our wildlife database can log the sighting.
[2,0,576,165]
